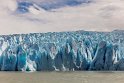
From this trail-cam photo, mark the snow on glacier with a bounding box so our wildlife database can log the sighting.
[0,30,124,71]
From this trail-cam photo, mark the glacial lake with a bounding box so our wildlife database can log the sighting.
[0,71,124,83]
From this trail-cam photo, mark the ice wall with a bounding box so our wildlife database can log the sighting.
[0,30,124,71]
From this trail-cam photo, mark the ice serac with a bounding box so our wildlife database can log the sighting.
[114,58,124,70]
[17,45,27,71]
[1,46,17,71]
[0,30,124,71]
[104,44,114,70]
[90,41,107,70]
[55,48,64,71]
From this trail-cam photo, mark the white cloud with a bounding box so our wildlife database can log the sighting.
[0,0,17,13]
[0,0,124,35]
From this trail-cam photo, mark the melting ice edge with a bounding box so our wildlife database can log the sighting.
[0,30,124,71]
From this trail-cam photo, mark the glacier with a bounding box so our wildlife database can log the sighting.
[0,30,124,71]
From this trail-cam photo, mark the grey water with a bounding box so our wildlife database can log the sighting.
[0,71,124,83]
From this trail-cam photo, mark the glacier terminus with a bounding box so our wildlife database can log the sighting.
[0,30,124,71]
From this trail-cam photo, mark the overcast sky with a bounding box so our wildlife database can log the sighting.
[0,0,124,35]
